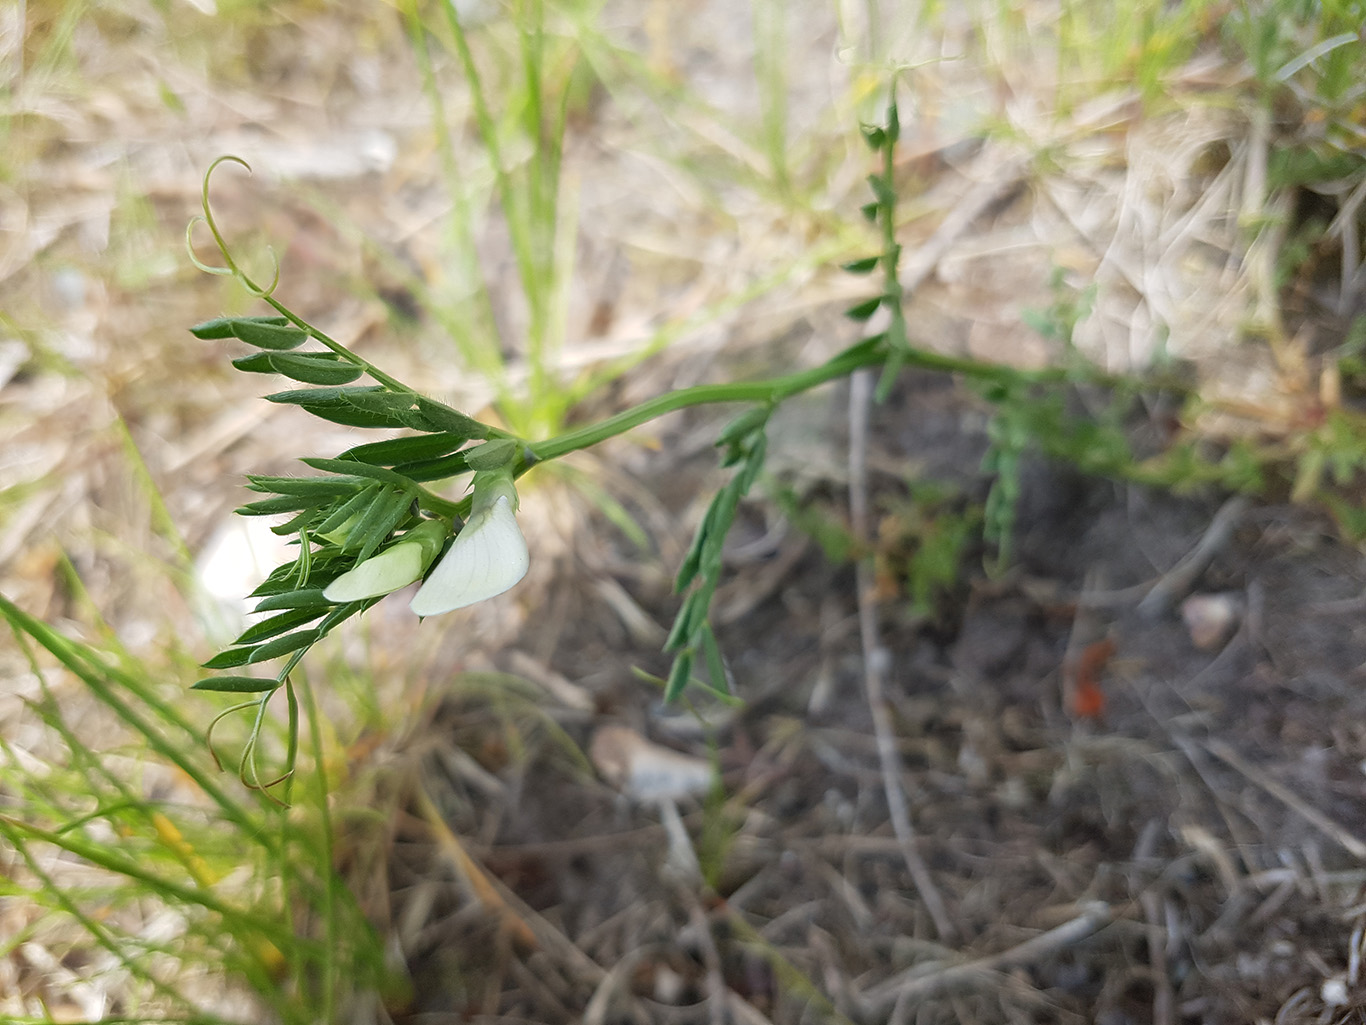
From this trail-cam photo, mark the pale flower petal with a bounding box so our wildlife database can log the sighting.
[409,496,529,616]
[322,541,425,603]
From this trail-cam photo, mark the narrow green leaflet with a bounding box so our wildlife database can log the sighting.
[664,417,769,700]
[339,433,469,466]
[247,549,347,598]
[232,320,311,350]
[270,507,321,537]
[715,406,770,450]
[314,599,368,635]
[201,646,259,670]
[246,629,322,664]
[699,622,730,695]
[245,474,370,497]
[735,433,766,491]
[264,386,409,429]
[846,296,884,322]
[233,351,364,385]
[266,386,382,405]
[841,256,880,274]
[249,560,311,598]
[235,495,319,516]
[465,438,517,470]
[387,450,472,483]
[347,486,416,563]
[233,606,327,646]
[337,390,423,420]
[190,315,288,339]
[302,401,409,429]
[190,676,281,693]
[232,352,285,373]
[866,172,896,206]
[665,587,708,652]
[412,397,491,440]
[665,650,694,703]
[315,485,381,540]
[302,457,420,489]
[270,352,363,385]
[252,588,329,613]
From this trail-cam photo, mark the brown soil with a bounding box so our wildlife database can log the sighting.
[391,368,1366,1025]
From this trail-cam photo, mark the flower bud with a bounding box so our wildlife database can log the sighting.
[322,520,447,603]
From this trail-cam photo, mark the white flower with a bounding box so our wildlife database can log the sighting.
[410,473,528,616]
[322,520,446,603]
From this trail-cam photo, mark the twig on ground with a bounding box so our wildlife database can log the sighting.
[1202,738,1366,861]
[508,957,577,1022]
[1140,889,1175,1025]
[580,944,656,1025]
[1072,496,1249,613]
[809,926,861,1021]
[898,152,1030,294]
[1135,495,1248,618]
[414,781,608,984]
[863,902,1113,1014]
[1131,821,1176,1025]
[686,901,729,1025]
[848,367,958,944]
[1305,592,1366,616]
[726,990,779,1025]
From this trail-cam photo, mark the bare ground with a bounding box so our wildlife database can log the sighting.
[385,367,1366,1025]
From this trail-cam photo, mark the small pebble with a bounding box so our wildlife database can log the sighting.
[1181,592,1242,650]
[1321,976,1348,1007]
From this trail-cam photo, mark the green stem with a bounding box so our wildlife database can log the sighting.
[530,339,886,463]
[259,295,414,396]
[525,336,1133,468]
[415,491,464,519]
[880,110,908,350]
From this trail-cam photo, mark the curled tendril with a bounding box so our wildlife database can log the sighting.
[185,155,281,299]
[204,681,296,806]
[203,699,256,772]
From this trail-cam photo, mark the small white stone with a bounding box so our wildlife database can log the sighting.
[1181,592,1242,650]
[589,725,713,803]
[1322,976,1349,1007]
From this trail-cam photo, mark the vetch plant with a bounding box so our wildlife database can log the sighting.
[184,101,913,793]
[187,92,1196,796]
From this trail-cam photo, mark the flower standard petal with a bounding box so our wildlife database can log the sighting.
[409,496,529,616]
